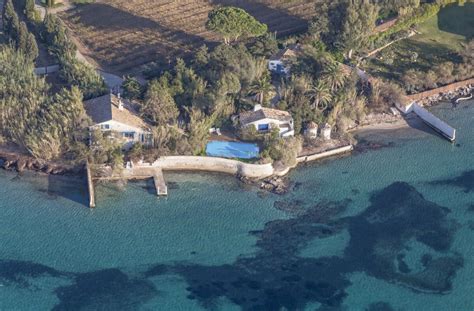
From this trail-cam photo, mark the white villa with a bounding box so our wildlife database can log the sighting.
[268,44,301,75]
[239,105,294,137]
[84,93,152,149]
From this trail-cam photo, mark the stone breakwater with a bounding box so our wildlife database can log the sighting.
[408,79,474,107]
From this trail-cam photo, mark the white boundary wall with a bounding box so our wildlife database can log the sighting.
[297,145,353,163]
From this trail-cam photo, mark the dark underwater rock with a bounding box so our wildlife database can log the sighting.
[429,170,474,193]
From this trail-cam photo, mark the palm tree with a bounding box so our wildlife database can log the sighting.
[323,62,346,92]
[249,75,272,105]
[306,80,332,112]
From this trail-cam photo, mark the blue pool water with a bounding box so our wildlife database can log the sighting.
[206,141,259,159]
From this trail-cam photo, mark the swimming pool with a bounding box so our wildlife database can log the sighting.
[206,141,260,159]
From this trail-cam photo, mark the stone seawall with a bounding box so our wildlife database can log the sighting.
[407,78,474,102]
[297,145,354,163]
[150,156,275,179]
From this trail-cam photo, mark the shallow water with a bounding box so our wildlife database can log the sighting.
[0,101,473,310]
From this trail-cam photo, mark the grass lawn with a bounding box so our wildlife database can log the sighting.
[363,2,474,83]
[415,2,474,52]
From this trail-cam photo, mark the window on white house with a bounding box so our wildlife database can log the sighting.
[123,132,135,139]
[258,124,269,131]
[101,124,110,130]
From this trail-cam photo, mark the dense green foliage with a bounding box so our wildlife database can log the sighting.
[206,7,268,44]
[0,46,90,161]
[138,43,271,155]
[1,0,470,167]
[2,0,38,61]
[41,14,106,99]
[122,76,143,100]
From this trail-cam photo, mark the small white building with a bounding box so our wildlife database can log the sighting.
[239,105,294,137]
[305,122,319,139]
[321,123,332,140]
[268,44,301,75]
[84,93,152,149]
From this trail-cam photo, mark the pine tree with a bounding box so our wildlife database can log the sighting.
[3,0,19,38]
[17,22,29,51]
[25,32,39,61]
[25,0,37,21]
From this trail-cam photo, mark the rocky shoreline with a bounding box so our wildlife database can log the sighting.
[418,85,473,107]
[0,151,81,175]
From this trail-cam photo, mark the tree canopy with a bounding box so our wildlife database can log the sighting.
[0,46,90,161]
[2,0,38,61]
[206,7,268,44]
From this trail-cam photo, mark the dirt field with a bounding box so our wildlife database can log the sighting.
[59,0,315,74]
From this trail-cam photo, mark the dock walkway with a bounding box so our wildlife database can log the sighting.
[124,166,168,196]
[413,103,456,142]
[153,169,167,196]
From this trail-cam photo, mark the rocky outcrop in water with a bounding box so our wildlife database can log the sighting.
[238,175,291,195]
[260,176,290,195]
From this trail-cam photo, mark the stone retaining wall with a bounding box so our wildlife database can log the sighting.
[150,156,275,179]
[34,64,60,75]
[407,78,474,102]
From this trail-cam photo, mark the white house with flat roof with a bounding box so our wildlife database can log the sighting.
[84,93,152,149]
[239,105,294,137]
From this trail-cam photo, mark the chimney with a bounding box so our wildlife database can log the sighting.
[117,93,124,111]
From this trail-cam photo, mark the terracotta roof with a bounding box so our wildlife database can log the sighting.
[240,107,293,125]
[307,121,318,129]
[269,44,302,61]
[84,94,149,130]
[322,123,332,130]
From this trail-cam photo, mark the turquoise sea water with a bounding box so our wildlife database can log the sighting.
[0,101,473,310]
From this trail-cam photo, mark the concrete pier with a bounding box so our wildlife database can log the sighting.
[397,102,457,142]
[121,166,168,196]
[86,161,96,208]
[153,169,168,196]
[413,104,456,142]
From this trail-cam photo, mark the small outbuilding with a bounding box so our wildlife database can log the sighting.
[305,122,319,139]
[321,123,332,140]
